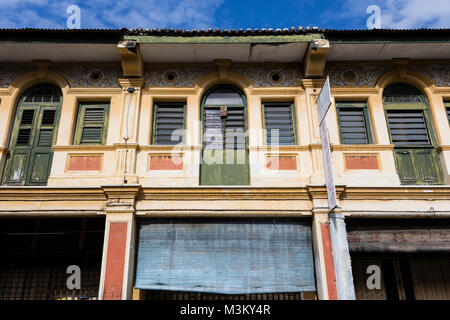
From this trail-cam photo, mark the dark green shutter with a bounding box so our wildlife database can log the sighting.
[337,102,371,144]
[383,83,444,185]
[74,103,109,145]
[153,103,185,145]
[386,110,430,146]
[263,103,295,145]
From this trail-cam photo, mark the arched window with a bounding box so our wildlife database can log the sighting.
[200,85,249,185]
[204,87,244,105]
[22,84,62,103]
[2,84,62,186]
[383,82,444,185]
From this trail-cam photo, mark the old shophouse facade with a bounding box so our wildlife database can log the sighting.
[0,28,449,300]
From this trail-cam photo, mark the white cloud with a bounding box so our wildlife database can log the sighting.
[0,0,225,29]
[381,0,450,29]
[319,0,450,29]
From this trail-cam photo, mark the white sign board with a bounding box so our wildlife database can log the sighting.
[320,123,337,211]
[318,76,337,211]
[317,77,332,125]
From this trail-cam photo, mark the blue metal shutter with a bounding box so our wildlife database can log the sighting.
[135,219,316,294]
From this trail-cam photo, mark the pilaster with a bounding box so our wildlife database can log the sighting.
[99,184,141,300]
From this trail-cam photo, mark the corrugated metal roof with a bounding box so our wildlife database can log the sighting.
[0,27,449,41]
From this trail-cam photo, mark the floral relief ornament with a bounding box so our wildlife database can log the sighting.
[326,65,394,87]
[408,64,450,87]
[0,65,35,88]
[230,65,300,87]
[145,66,215,87]
[50,66,122,87]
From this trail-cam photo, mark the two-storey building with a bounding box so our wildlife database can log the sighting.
[0,27,449,300]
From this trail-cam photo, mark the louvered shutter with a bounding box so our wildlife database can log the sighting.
[386,110,430,146]
[154,103,185,145]
[74,103,109,145]
[337,103,370,144]
[264,104,295,146]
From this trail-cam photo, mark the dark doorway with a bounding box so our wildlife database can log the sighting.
[0,217,105,300]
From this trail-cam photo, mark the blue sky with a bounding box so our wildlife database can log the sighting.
[1,0,449,30]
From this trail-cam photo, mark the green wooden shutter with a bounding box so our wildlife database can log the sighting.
[153,103,185,145]
[263,103,296,145]
[337,102,372,144]
[386,110,430,146]
[74,103,109,145]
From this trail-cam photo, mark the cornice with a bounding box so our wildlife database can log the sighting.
[52,145,116,152]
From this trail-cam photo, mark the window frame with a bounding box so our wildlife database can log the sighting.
[445,101,450,125]
[336,101,373,145]
[73,102,110,145]
[261,102,297,146]
[151,102,187,146]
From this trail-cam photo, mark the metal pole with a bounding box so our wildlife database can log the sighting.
[329,212,355,300]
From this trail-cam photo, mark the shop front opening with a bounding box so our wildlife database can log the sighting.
[0,217,105,300]
[347,219,450,300]
[135,219,316,300]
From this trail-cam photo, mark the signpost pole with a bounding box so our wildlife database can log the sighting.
[317,77,355,300]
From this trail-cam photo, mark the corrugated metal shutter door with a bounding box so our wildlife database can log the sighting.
[135,219,316,294]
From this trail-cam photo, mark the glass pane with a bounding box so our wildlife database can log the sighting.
[23,84,61,104]
[204,87,243,105]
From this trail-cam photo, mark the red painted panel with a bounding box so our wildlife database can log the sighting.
[345,155,379,170]
[149,156,183,170]
[321,223,338,300]
[67,156,102,171]
[266,156,297,170]
[103,222,127,300]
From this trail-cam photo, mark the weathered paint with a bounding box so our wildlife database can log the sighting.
[321,223,338,300]
[103,222,127,300]
[67,155,102,171]
[125,34,321,44]
[266,156,297,170]
[345,155,379,170]
[3,86,61,186]
[347,228,450,252]
[149,155,183,170]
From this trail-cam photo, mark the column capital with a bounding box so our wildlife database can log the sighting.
[301,78,326,89]
[118,78,145,89]
[101,184,142,214]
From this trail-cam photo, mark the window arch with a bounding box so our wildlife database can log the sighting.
[382,82,444,185]
[383,82,426,104]
[2,83,62,186]
[203,86,245,105]
[21,83,62,103]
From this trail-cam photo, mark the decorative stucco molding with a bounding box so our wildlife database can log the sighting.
[0,65,34,88]
[230,64,300,87]
[145,66,215,87]
[50,66,122,88]
[326,65,394,87]
[408,64,450,87]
